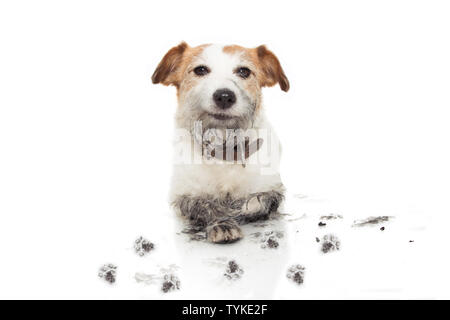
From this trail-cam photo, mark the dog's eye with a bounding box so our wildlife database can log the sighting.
[236,67,251,79]
[193,65,210,76]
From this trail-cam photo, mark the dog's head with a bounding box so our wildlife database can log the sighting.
[152,43,289,131]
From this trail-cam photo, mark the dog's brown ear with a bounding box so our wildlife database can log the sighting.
[255,45,289,92]
[152,42,188,86]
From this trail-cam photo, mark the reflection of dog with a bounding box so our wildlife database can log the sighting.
[152,43,289,243]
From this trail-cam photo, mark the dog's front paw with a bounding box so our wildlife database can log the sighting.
[206,220,243,244]
[238,191,284,223]
[259,191,283,214]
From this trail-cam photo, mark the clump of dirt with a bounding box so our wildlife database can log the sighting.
[287,264,305,285]
[266,237,279,248]
[320,214,343,220]
[352,216,392,227]
[134,236,155,256]
[315,237,320,243]
[98,263,117,284]
[380,226,385,231]
[161,274,181,293]
[259,230,284,249]
[318,222,327,227]
[224,260,244,280]
[321,234,341,253]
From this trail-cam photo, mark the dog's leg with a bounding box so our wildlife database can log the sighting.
[174,191,282,242]
[174,195,243,243]
[235,190,284,224]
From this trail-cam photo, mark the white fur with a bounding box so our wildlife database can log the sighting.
[169,44,283,202]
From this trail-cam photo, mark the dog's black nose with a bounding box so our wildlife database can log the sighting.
[213,89,236,109]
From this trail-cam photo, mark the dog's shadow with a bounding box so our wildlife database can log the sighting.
[172,216,290,299]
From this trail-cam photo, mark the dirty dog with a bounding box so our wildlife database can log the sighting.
[152,42,289,243]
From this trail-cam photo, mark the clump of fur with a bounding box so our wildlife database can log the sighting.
[182,230,207,241]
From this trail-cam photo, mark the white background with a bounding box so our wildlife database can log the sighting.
[0,0,449,299]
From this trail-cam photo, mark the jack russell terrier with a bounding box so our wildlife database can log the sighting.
[152,42,289,244]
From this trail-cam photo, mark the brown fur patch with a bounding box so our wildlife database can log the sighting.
[176,44,210,100]
[152,42,188,87]
[253,45,289,92]
[223,45,247,55]
[223,44,290,92]
[152,43,209,89]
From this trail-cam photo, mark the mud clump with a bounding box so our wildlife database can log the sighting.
[318,222,327,227]
[98,263,117,284]
[267,237,279,248]
[321,234,340,253]
[224,260,244,280]
[353,216,392,227]
[134,236,155,256]
[287,264,305,285]
[161,274,180,293]
[320,214,343,220]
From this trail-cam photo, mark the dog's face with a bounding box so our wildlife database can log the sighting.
[152,43,289,131]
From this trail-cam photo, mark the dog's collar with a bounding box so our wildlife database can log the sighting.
[209,137,264,163]
[198,135,263,167]
[193,128,264,167]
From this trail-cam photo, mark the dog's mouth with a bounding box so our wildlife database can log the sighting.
[208,113,234,121]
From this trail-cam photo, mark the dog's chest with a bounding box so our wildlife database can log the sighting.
[206,163,255,192]
[178,162,258,196]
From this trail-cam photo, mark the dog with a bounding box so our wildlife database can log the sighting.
[152,42,289,244]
